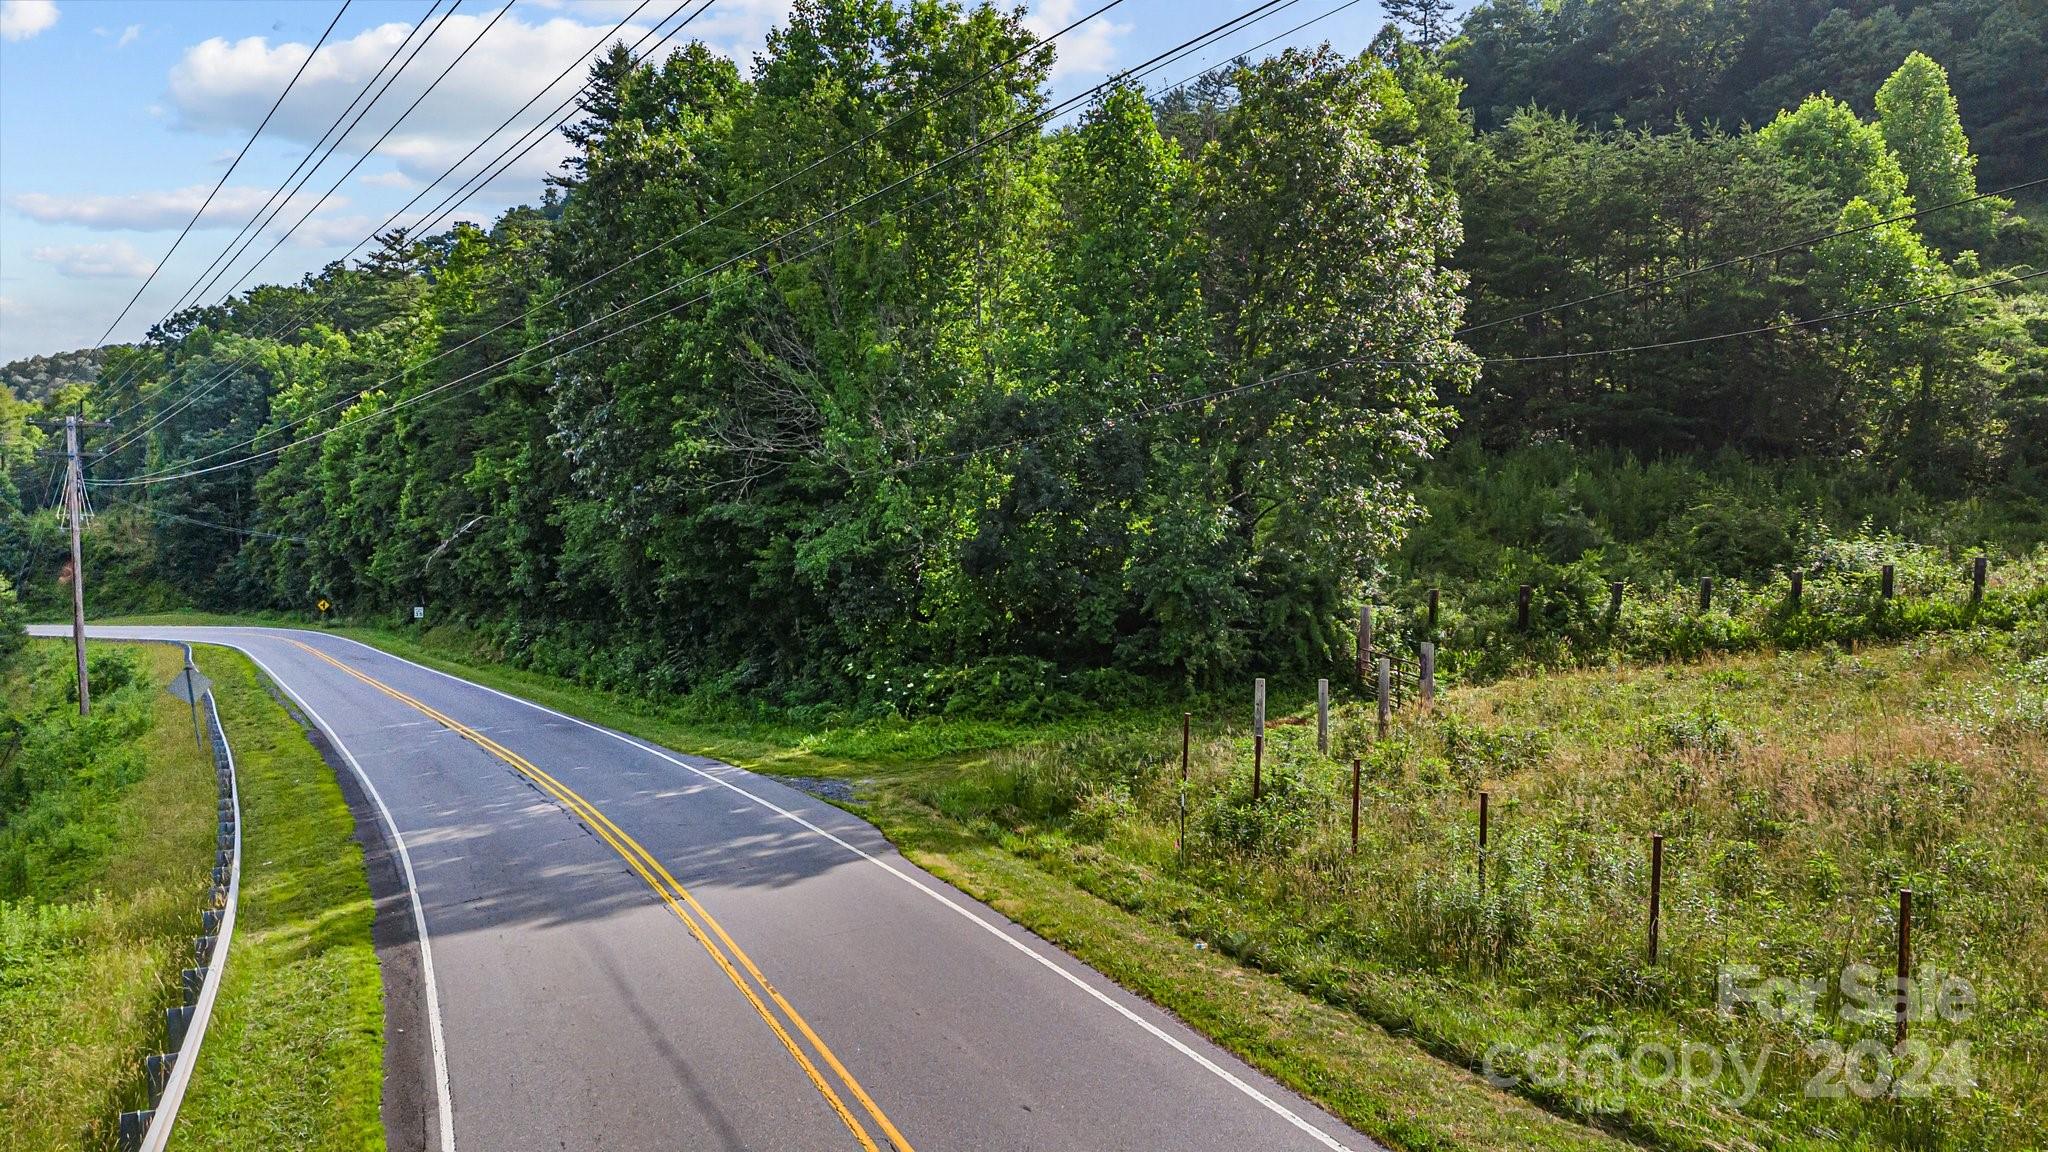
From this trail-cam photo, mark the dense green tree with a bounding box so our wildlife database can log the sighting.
[1874,51,2005,251]
[1756,94,1907,211]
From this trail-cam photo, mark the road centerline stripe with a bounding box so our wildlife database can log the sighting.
[286,628,1360,1150]
[287,640,910,1152]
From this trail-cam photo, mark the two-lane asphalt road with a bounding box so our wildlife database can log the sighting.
[35,624,1380,1152]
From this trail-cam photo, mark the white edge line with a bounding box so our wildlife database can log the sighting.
[138,648,237,1152]
[294,629,1358,1152]
[200,638,459,1152]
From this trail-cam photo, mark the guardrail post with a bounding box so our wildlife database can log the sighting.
[1419,644,1436,710]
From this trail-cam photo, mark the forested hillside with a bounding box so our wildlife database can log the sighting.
[1451,0,2044,187]
[6,0,2045,714]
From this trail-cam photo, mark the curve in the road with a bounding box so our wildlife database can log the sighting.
[37,625,1379,1152]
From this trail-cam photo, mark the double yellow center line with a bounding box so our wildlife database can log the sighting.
[288,641,912,1152]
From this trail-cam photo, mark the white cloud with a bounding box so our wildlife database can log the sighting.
[116,22,139,48]
[31,240,157,280]
[1022,0,1131,84]
[10,184,338,231]
[358,169,417,190]
[166,10,677,210]
[0,0,60,42]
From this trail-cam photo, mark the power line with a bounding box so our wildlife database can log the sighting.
[875,271,2048,475]
[96,0,451,425]
[1456,175,2048,338]
[172,1,471,319]
[88,1,353,354]
[97,1,516,460]
[90,0,1286,490]
[100,492,312,544]
[95,0,1142,484]
[1474,268,2047,360]
[205,1,520,308]
[96,4,671,463]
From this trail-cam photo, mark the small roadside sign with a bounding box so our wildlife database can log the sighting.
[413,605,425,620]
[166,666,211,704]
[317,598,331,614]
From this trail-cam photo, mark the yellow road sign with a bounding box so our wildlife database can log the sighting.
[317,598,331,613]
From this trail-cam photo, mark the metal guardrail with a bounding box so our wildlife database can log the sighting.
[117,644,241,1152]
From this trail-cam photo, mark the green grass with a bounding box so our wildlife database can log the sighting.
[918,638,2046,1151]
[0,641,216,1152]
[170,646,385,1151]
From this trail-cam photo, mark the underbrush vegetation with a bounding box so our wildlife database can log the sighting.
[0,642,214,1151]
[926,634,2047,1150]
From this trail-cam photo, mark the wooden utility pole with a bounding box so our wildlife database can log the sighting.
[65,416,90,717]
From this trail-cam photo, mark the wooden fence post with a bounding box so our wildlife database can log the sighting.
[1881,563,1896,600]
[1896,888,1913,1047]
[1648,833,1664,965]
[1478,791,1490,893]
[1356,604,1373,682]
[1350,758,1361,855]
[1426,587,1440,630]
[1699,577,1713,612]
[1178,712,1190,854]
[1517,584,1533,631]
[1971,556,1987,603]
[1376,657,1391,739]
[1419,643,1436,709]
[1789,569,1803,609]
[1317,679,1330,755]
[1608,581,1624,620]
[1253,678,1265,802]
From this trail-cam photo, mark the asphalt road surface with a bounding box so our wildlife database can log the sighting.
[35,624,1381,1152]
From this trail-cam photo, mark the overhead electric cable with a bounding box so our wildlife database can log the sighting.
[1457,175,2048,337]
[95,0,1144,483]
[92,0,1289,489]
[881,270,2048,473]
[96,0,451,424]
[90,1,695,458]
[207,1,514,307]
[97,1,515,460]
[157,1,454,327]
[88,1,352,355]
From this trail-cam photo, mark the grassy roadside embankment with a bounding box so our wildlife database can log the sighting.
[170,645,386,1150]
[1,642,215,1150]
[0,638,386,1151]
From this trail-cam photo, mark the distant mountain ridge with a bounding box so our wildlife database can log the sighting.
[1,348,107,402]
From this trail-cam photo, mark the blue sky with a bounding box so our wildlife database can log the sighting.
[0,0,1400,361]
